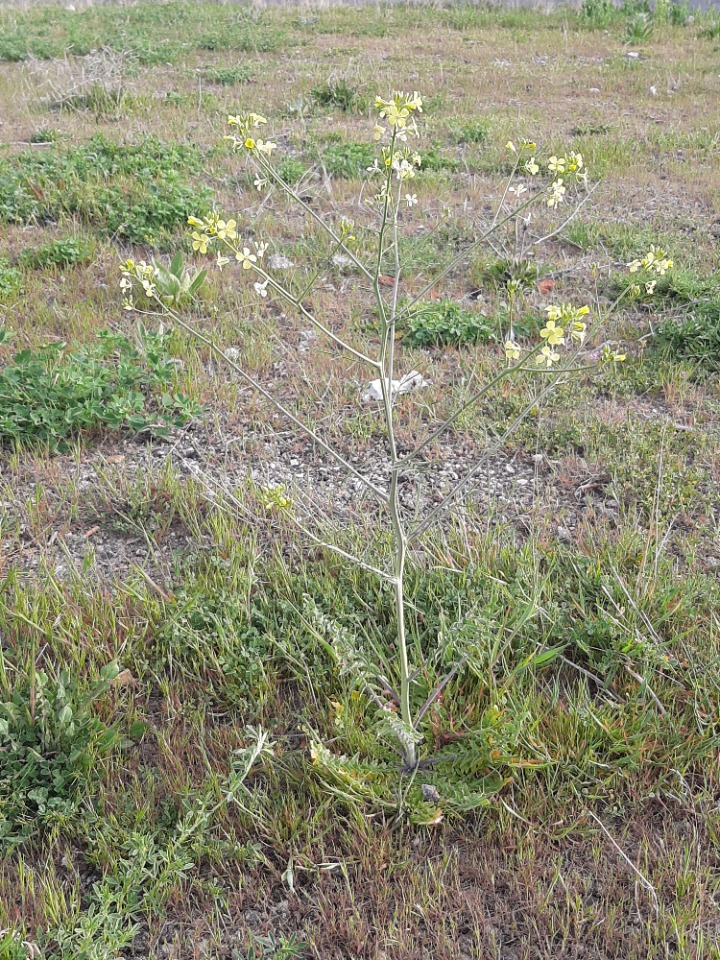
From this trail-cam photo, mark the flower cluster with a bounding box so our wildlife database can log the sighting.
[547,179,567,208]
[367,145,423,183]
[374,91,423,142]
[505,142,588,210]
[545,303,590,343]
[120,258,158,309]
[225,112,277,156]
[504,302,597,368]
[506,138,537,154]
[186,214,268,272]
[627,246,673,275]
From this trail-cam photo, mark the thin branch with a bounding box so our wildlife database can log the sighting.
[254,153,375,284]
[587,811,659,914]
[624,663,667,716]
[141,302,388,503]
[215,234,379,369]
[398,346,543,469]
[530,182,599,247]
[396,183,553,322]
[184,455,395,583]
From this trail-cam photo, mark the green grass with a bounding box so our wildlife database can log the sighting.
[201,65,254,86]
[0,2,286,64]
[19,236,95,270]
[0,136,211,244]
[404,300,496,347]
[0,329,199,451]
[0,259,22,302]
[0,662,123,853]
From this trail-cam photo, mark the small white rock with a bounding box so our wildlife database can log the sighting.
[268,254,294,270]
[362,370,428,404]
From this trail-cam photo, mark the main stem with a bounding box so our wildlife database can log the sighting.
[375,132,416,770]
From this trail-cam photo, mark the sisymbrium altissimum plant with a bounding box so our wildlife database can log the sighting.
[121,92,671,788]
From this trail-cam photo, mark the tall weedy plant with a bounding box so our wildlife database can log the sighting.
[121,93,673,801]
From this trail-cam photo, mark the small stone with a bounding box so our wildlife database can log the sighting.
[299,329,318,353]
[557,525,573,543]
[267,254,294,271]
[421,783,441,803]
[331,253,353,270]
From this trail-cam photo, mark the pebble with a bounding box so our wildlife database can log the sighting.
[331,253,353,270]
[267,254,294,271]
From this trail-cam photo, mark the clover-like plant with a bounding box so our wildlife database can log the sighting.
[121,93,667,788]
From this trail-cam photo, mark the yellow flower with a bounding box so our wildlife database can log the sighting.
[545,305,561,323]
[256,139,277,155]
[520,138,537,151]
[506,140,517,153]
[236,247,258,269]
[216,219,237,240]
[536,345,559,367]
[540,319,565,345]
[505,340,521,360]
[547,155,566,174]
[244,137,256,150]
[628,245,673,276]
[570,321,586,343]
[373,124,385,141]
[406,91,423,112]
[191,232,211,254]
[525,157,539,176]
